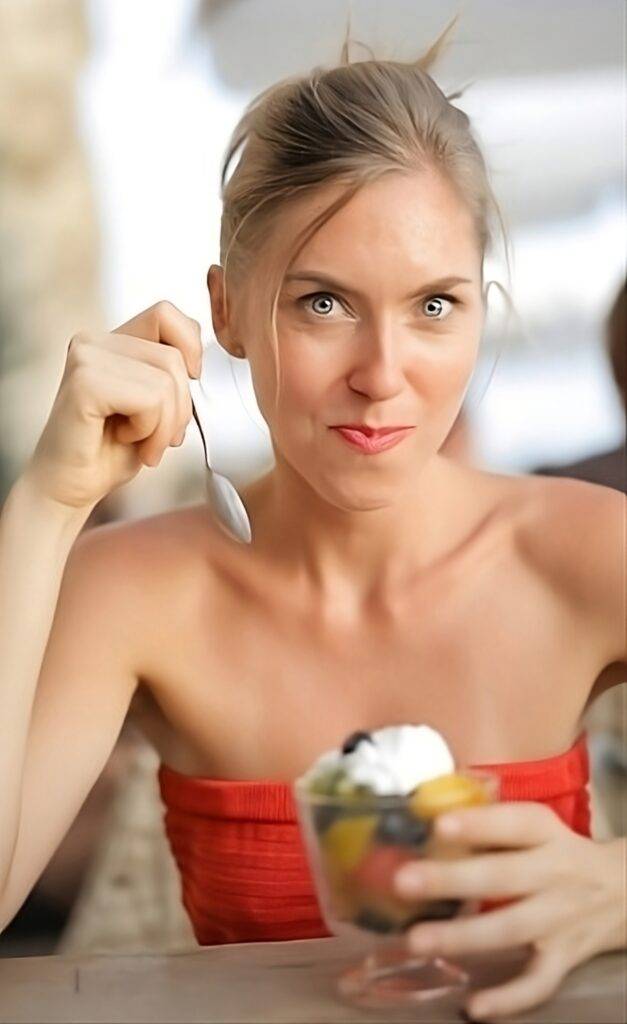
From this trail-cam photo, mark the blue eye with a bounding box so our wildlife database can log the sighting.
[298,291,460,320]
[423,294,459,319]
[299,292,340,317]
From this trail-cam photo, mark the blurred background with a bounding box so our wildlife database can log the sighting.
[0,0,624,957]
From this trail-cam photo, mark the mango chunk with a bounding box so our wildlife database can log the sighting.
[320,815,378,873]
[409,772,490,820]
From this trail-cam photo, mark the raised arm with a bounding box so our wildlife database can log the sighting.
[0,300,202,929]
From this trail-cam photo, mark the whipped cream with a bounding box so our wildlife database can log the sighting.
[302,724,455,796]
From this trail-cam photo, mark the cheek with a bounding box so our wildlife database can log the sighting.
[248,341,331,434]
[281,355,328,413]
[412,329,480,405]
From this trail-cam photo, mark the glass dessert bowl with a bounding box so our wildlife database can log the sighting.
[293,725,500,1010]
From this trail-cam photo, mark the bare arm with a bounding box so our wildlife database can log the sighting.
[0,301,204,930]
[0,476,141,931]
[0,475,93,900]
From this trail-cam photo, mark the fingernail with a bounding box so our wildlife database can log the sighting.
[395,866,423,895]
[437,815,461,836]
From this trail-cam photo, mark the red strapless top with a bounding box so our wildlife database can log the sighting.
[157,734,591,947]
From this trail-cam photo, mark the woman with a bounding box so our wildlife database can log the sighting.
[0,23,624,1022]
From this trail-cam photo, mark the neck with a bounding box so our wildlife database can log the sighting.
[241,453,467,617]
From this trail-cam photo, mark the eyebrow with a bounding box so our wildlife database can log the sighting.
[283,271,472,300]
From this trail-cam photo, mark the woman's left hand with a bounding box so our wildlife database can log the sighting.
[393,803,626,1022]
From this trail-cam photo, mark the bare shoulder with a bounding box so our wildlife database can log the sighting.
[514,473,626,667]
[72,502,219,620]
[77,501,215,558]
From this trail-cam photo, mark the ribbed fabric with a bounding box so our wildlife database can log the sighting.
[157,733,590,946]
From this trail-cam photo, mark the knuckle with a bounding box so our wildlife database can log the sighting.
[67,332,91,362]
[166,344,187,375]
[153,299,176,317]
[158,371,176,400]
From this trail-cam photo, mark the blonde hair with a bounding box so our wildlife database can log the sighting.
[219,11,512,409]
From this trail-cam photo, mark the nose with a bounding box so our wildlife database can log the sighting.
[346,323,406,402]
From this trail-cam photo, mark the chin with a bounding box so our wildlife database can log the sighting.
[310,473,411,513]
[276,438,424,512]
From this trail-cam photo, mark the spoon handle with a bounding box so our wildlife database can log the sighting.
[191,398,210,469]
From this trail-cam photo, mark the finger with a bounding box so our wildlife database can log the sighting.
[432,801,565,849]
[92,335,192,442]
[99,361,178,465]
[74,344,182,455]
[112,300,203,379]
[406,892,567,957]
[68,362,172,467]
[394,846,550,900]
[463,948,566,1022]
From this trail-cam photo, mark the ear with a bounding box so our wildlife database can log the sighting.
[206,264,246,358]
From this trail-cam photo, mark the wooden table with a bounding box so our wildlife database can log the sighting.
[0,936,624,1023]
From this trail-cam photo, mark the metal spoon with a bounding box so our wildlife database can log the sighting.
[189,377,252,545]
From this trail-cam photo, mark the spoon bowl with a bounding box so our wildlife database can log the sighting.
[189,377,252,545]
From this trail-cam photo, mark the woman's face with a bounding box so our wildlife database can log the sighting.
[223,169,485,511]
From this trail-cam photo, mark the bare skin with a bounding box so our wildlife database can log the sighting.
[1,168,623,1021]
[128,169,624,775]
[128,465,620,779]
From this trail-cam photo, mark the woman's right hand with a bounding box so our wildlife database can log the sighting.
[23,301,203,511]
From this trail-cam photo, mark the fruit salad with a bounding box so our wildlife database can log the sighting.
[294,725,497,936]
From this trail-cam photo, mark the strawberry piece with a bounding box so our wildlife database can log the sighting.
[350,842,416,898]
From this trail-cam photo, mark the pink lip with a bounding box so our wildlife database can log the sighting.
[334,424,412,436]
[331,426,414,454]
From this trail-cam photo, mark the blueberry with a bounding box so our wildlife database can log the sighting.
[341,730,374,755]
[375,809,430,848]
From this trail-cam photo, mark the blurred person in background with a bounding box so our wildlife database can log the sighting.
[534,279,625,493]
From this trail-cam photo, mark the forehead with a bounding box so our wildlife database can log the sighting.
[272,169,479,285]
